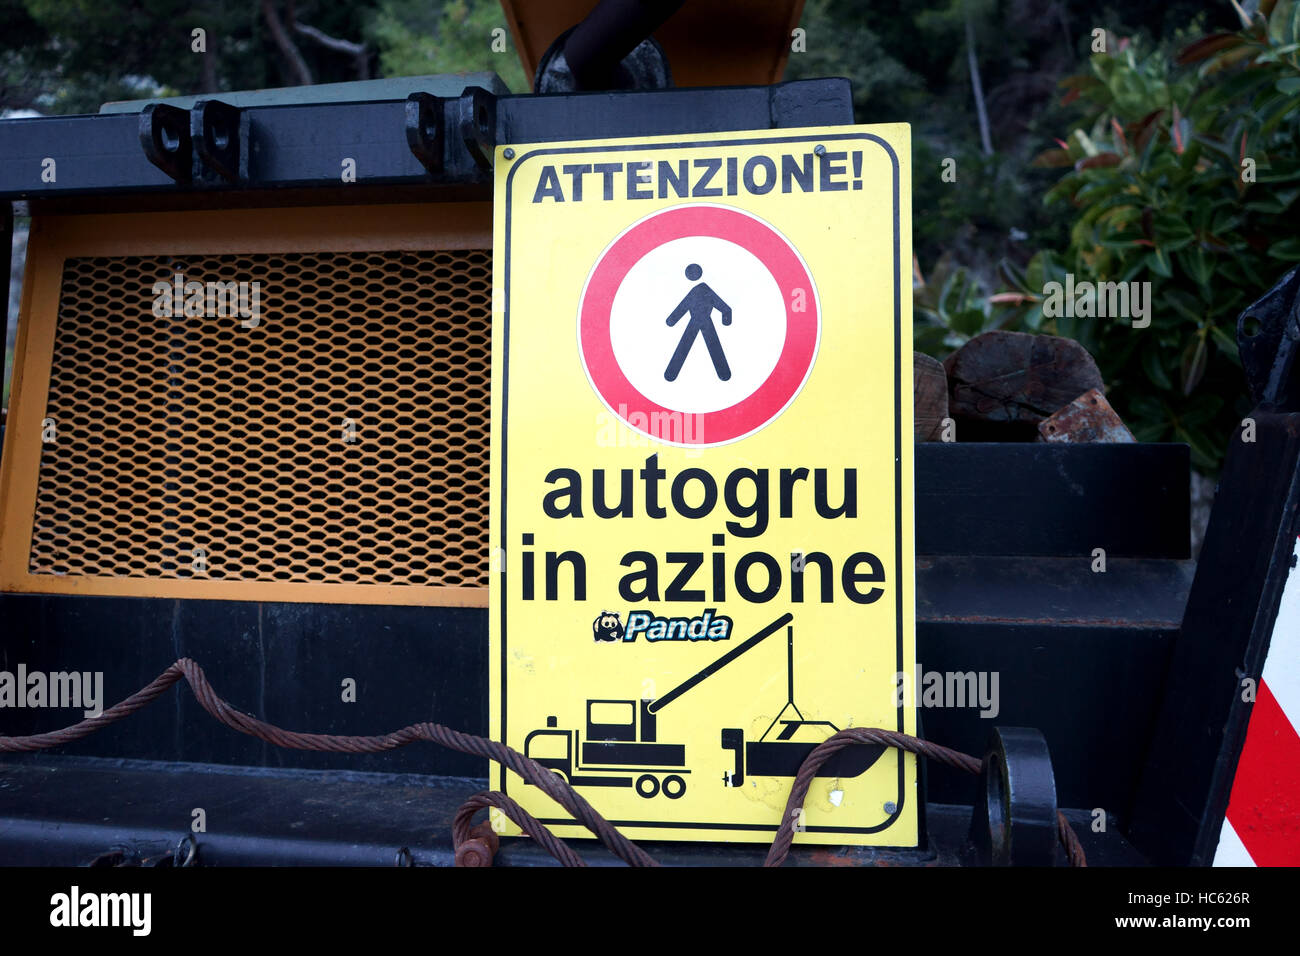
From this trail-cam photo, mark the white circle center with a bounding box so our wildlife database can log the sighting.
[609,236,786,414]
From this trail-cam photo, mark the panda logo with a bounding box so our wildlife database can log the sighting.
[593,610,624,643]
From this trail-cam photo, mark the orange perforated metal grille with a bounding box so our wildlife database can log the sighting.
[28,249,491,591]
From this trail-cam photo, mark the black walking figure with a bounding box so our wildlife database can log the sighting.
[664,263,733,382]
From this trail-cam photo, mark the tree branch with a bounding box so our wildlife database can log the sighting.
[965,3,994,156]
[293,21,369,80]
[200,45,218,93]
[260,0,313,86]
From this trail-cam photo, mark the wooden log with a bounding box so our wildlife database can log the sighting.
[913,351,949,442]
[944,330,1104,428]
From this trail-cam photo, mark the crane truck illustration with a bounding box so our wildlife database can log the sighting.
[523,613,886,799]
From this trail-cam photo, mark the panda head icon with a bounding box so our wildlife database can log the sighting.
[593,610,624,643]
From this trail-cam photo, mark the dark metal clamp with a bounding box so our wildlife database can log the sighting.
[1238,265,1300,412]
[969,726,1060,866]
[140,98,246,185]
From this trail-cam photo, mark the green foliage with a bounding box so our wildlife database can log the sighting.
[784,0,922,123]
[6,1,385,111]
[367,0,526,92]
[789,0,1163,285]
[1001,3,1300,470]
[914,257,1026,356]
[13,0,207,111]
[3,1,532,112]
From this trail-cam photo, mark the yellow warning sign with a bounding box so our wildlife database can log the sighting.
[490,124,915,846]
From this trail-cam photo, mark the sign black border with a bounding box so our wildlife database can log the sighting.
[497,131,908,837]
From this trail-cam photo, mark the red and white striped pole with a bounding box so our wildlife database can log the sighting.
[1215,533,1300,866]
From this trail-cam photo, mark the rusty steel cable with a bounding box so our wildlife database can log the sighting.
[452,791,586,867]
[0,658,1086,868]
[1058,810,1088,867]
[763,727,1087,867]
[0,659,656,867]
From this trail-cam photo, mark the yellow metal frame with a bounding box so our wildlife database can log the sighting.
[0,202,492,608]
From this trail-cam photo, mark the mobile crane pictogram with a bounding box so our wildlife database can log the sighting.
[523,613,886,799]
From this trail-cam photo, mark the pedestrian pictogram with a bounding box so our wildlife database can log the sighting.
[491,124,915,847]
[664,263,732,382]
[579,203,820,447]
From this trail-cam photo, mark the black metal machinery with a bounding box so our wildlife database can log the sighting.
[0,2,1294,867]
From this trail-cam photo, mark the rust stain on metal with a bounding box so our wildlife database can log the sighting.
[454,822,500,867]
[1038,388,1135,443]
[808,847,863,867]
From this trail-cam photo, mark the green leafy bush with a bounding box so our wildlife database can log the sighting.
[913,257,1029,355]
[1001,2,1300,469]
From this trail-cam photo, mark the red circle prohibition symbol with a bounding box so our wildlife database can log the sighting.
[578,204,820,446]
